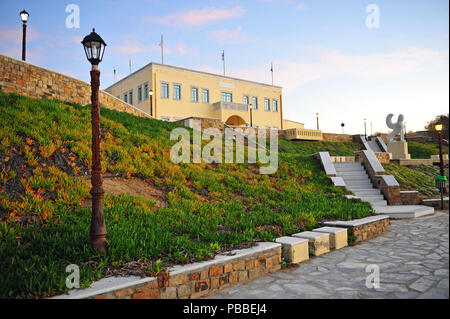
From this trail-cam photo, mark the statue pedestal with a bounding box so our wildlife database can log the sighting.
[387,141,411,160]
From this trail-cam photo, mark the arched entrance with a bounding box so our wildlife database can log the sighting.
[225,115,246,126]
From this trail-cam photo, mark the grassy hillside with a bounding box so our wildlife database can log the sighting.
[408,141,449,159]
[278,138,360,156]
[383,163,448,199]
[0,91,373,298]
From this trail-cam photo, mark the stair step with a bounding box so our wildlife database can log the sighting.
[345,181,373,187]
[348,185,375,190]
[341,175,370,181]
[368,200,388,207]
[335,167,366,173]
[334,162,363,167]
[354,189,381,196]
[360,195,385,201]
[337,171,367,176]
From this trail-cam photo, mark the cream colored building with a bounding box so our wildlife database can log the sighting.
[105,62,283,129]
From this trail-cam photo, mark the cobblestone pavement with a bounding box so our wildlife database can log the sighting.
[206,211,449,299]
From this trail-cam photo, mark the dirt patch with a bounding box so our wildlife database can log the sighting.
[81,175,167,208]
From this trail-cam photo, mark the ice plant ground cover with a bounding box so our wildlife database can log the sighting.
[0,91,376,298]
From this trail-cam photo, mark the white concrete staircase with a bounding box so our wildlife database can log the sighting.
[334,162,435,218]
[334,162,387,207]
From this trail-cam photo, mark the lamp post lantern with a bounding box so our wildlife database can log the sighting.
[82,29,107,254]
[20,9,29,61]
[149,89,153,117]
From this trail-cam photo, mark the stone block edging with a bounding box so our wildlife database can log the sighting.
[321,215,390,243]
[52,242,281,299]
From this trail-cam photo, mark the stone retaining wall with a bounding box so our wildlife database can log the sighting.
[322,215,390,243]
[54,242,281,300]
[400,191,421,205]
[351,218,390,242]
[322,133,354,143]
[0,54,150,118]
[374,152,391,164]
[422,198,449,210]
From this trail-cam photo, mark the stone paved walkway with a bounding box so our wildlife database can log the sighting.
[206,211,449,299]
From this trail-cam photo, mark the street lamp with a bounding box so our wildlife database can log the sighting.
[82,29,107,254]
[435,124,445,177]
[149,89,153,117]
[434,123,447,210]
[316,113,319,130]
[20,9,29,61]
[364,118,367,140]
[249,103,253,127]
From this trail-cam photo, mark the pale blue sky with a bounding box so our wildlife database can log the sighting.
[0,0,448,134]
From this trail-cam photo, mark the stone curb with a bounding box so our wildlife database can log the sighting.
[52,242,281,299]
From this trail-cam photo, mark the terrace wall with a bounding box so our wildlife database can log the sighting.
[0,54,150,118]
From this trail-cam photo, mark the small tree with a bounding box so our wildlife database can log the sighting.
[425,114,449,140]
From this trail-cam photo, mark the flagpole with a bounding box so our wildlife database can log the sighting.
[161,35,164,64]
[222,50,225,76]
[271,63,274,85]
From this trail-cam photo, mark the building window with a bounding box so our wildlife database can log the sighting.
[252,96,258,110]
[144,83,149,100]
[243,95,249,105]
[264,98,270,111]
[202,89,209,103]
[273,100,279,112]
[138,85,143,103]
[129,90,134,105]
[191,87,199,102]
[173,84,181,100]
[124,93,128,103]
[161,82,169,99]
[221,92,232,103]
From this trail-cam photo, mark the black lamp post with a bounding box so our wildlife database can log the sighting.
[20,9,29,61]
[434,123,447,210]
[316,113,319,130]
[82,29,107,254]
[435,124,445,177]
[364,118,367,140]
[249,103,253,127]
[149,89,153,117]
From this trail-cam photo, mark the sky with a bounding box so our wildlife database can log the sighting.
[0,0,448,134]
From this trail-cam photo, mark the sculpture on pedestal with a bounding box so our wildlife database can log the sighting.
[386,114,405,143]
[386,114,410,160]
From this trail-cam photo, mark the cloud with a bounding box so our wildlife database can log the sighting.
[175,41,186,55]
[146,6,244,27]
[112,36,160,55]
[0,25,48,44]
[209,26,248,44]
[197,46,449,93]
[295,3,307,11]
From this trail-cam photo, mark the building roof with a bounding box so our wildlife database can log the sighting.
[105,62,283,92]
